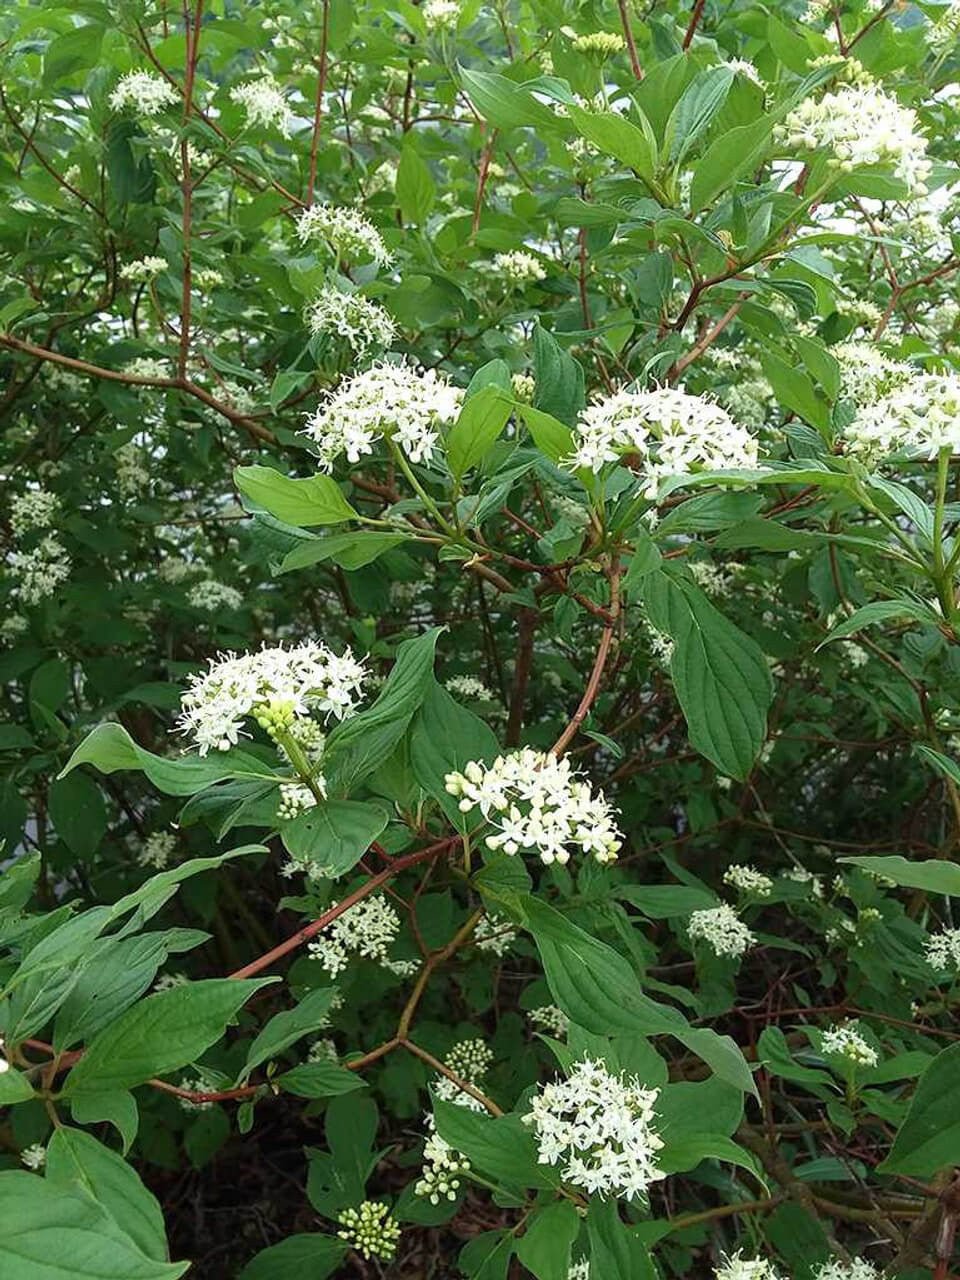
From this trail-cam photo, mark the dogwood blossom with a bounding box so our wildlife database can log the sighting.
[474,912,516,956]
[446,674,496,701]
[814,1261,879,1280]
[301,359,461,470]
[110,71,179,116]
[723,865,774,898]
[306,287,397,357]
[688,904,755,958]
[276,781,320,821]
[528,1005,571,1037]
[9,535,71,605]
[569,385,759,495]
[715,1253,784,1280]
[177,641,365,755]
[523,1058,665,1199]
[230,75,293,135]
[415,1130,471,1203]
[120,257,168,283]
[296,203,391,266]
[924,927,960,973]
[337,1202,401,1260]
[20,1144,46,1171]
[9,488,59,536]
[493,250,544,285]
[186,580,244,612]
[781,83,931,197]
[308,896,401,977]
[421,0,461,29]
[820,1022,879,1068]
[571,31,625,57]
[137,832,178,870]
[445,749,622,865]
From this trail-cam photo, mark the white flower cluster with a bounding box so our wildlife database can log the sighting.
[421,0,461,29]
[929,0,960,52]
[569,386,759,496]
[567,1262,590,1280]
[308,896,400,977]
[837,343,960,460]
[512,372,536,402]
[820,1022,879,1068]
[276,781,320,822]
[177,1068,223,1112]
[571,31,625,58]
[337,1202,401,1261]
[814,1261,879,1280]
[723,864,773,898]
[115,443,150,497]
[528,1005,571,1038]
[186,579,244,612]
[715,1253,783,1280]
[415,1130,471,1204]
[446,1037,494,1083]
[9,488,59,536]
[9,535,71,605]
[446,675,495,701]
[302,359,461,470]
[781,83,930,197]
[137,832,178,870]
[120,256,168,283]
[296,203,391,267]
[230,75,293,136]
[110,71,179,116]
[474,912,516,956]
[445,750,622,866]
[126,356,170,382]
[20,1144,46,1171]
[1,615,28,644]
[177,640,365,755]
[727,58,763,87]
[493,250,544,285]
[523,1058,665,1200]
[688,904,756,959]
[306,287,397,357]
[193,267,224,291]
[924,927,960,973]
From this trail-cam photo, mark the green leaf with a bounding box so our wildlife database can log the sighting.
[838,853,960,897]
[586,1198,657,1280]
[568,106,658,186]
[432,1098,557,1190]
[881,1043,960,1176]
[615,884,715,918]
[410,681,500,828]
[643,570,773,779]
[69,1091,140,1155]
[53,933,181,1050]
[690,115,775,211]
[47,773,107,859]
[0,1066,35,1105]
[446,385,514,481]
[0,1171,188,1278]
[663,66,735,167]
[241,987,340,1081]
[238,1235,348,1280]
[280,800,388,878]
[818,600,938,647]
[760,350,831,432]
[46,1128,168,1263]
[515,1200,580,1280]
[533,325,584,427]
[279,532,409,573]
[277,1060,366,1098]
[396,144,435,223]
[235,465,357,527]
[658,1133,766,1184]
[64,978,275,1096]
[518,405,574,463]
[459,67,561,133]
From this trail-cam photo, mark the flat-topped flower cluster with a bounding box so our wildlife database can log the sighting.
[836,342,960,460]
[177,641,365,755]
[445,749,622,865]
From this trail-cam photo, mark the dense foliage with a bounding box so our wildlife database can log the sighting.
[3,0,960,1276]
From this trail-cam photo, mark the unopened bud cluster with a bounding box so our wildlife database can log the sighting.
[336,1201,401,1260]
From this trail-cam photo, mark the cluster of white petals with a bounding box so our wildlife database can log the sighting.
[688,904,755,958]
[301,359,461,470]
[837,343,960,460]
[815,1261,880,1280]
[474,912,516,955]
[9,488,59,536]
[120,257,168,283]
[308,896,400,977]
[781,83,930,197]
[306,287,397,357]
[420,0,461,29]
[569,386,759,495]
[186,580,243,612]
[336,1202,401,1261]
[276,781,320,822]
[571,31,625,57]
[445,749,622,865]
[723,864,773,898]
[415,1129,471,1203]
[820,1022,879,1068]
[714,1252,784,1280]
[296,203,391,266]
[137,832,178,870]
[528,1004,571,1037]
[20,1144,46,1171]
[9,535,72,605]
[177,640,365,755]
[523,1059,665,1199]
[493,250,544,285]
[446,675,496,701]
[924,927,960,973]
[229,75,293,135]
[110,71,179,116]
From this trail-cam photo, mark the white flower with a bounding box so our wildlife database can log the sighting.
[415,1130,471,1203]
[230,75,293,136]
[723,864,773,898]
[1,615,28,644]
[727,58,763,86]
[154,972,188,992]
[839,347,960,460]
[567,1262,590,1280]
[337,1202,401,1261]
[177,1068,222,1112]
[528,1005,571,1038]
[523,1058,665,1200]
[9,534,71,605]
[445,749,622,866]
[474,912,516,956]
[571,31,625,58]
[177,640,366,755]
[193,268,224,291]
[9,489,59,536]
[120,256,168,283]
[445,1038,494,1084]
[186,580,244,612]
[688,904,755,958]
[20,1144,46,1171]
[301,359,461,470]
[308,1037,338,1062]
[493,250,544,285]
[137,832,178,870]
[715,1252,784,1280]
[126,356,170,382]
[446,675,495,701]
[277,781,321,821]
[781,83,931,197]
[110,71,179,116]
[115,443,150,497]
[814,1261,880,1280]
[925,927,960,973]
[820,1021,879,1068]
[421,0,461,29]
[308,896,401,977]
[305,287,397,357]
[296,204,391,267]
[569,385,759,495]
